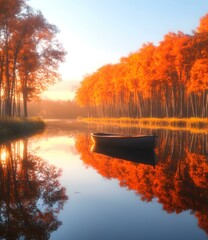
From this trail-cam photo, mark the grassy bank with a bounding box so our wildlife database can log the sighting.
[79,117,208,133]
[0,117,46,141]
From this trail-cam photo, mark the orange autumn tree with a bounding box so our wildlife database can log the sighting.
[76,13,208,118]
[123,43,156,117]
[186,14,208,117]
[188,59,208,117]
[197,13,208,33]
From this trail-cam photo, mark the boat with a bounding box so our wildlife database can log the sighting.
[91,132,157,150]
[91,144,156,166]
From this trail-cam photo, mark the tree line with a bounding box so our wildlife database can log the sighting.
[0,0,66,117]
[76,14,208,118]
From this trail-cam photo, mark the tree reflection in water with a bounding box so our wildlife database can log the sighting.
[75,131,208,236]
[0,139,68,240]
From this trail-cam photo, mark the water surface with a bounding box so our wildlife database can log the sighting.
[0,120,207,240]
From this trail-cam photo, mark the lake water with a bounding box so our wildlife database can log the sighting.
[0,120,207,240]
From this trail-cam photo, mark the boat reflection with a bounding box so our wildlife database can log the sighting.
[91,143,156,166]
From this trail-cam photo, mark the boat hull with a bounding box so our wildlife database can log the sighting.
[91,133,157,150]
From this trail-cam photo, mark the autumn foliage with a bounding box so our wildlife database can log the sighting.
[0,0,66,117]
[76,14,208,118]
[75,131,208,235]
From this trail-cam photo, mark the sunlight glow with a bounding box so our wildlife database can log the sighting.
[41,80,77,100]
[58,30,120,82]
[41,90,75,101]
[31,136,78,167]
[0,149,7,162]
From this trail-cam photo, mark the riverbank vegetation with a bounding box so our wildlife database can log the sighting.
[80,117,208,133]
[0,117,45,141]
[0,0,66,118]
[76,14,208,119]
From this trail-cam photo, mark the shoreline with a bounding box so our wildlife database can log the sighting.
[79,117,208,133]
[0,117,46,141]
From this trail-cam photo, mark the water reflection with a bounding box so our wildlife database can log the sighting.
[0,139,68,240]
[91,144,156,166]
[75,131,208,235]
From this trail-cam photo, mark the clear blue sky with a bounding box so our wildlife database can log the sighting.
[28,0,208,99]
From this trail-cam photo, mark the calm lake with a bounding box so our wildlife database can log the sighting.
[0,120,207,240]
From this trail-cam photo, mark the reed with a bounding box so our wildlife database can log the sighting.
[0,117,46,140]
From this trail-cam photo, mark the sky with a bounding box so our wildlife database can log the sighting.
[28,0,208,100]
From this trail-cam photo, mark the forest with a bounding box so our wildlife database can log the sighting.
[0,0,65,117]
[76,14,208,118]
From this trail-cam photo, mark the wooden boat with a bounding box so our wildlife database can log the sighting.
[91,132,157,150]
[91,144,156,166]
